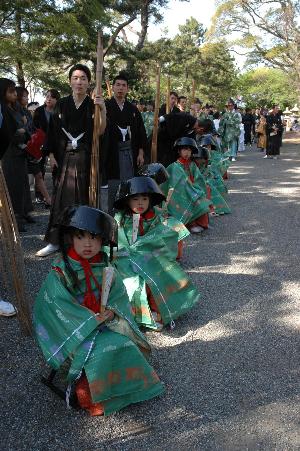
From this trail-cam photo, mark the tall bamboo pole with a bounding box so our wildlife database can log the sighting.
[151,64,161,163]
[105,78,112,98]
[0,164,31,335]
[166,75,170,114]
[191,79,196,106]
[89,30,103,208]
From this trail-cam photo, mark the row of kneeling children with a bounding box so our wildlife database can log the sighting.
[34,136,231,416]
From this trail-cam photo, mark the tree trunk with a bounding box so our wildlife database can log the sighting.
[126,1,150,73]
[135,0,150,52]
[15,11,25,87]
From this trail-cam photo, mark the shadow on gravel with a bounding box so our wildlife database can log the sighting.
[1,139,299,450]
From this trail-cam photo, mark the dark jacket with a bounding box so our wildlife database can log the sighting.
[0,104,17,159]
[157,113,197,167]
[33,105,50,132]
[159,104,181,116]
[103,98,147,179]
[266,113,283,135]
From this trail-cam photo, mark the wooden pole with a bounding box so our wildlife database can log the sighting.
[89,30,103,209]
[151,64,161,163]
[105,78,112,98]
[0,164,31,335]
[166,76,170,114]
[191,79,196,106]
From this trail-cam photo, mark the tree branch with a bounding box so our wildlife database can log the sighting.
[103,13,137,57]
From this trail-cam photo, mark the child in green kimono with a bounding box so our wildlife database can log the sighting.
[34,206,164,416]
[138,162,190,259]
[192,146,231,216]
[160,137,211,234]
[113,176,200,331]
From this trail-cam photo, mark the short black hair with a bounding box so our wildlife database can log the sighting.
[113,73,129,85]
[46,88,60,100]
[178,96,187,102]
[0,78,16,104]
[170,91,178,98]
[197,118,213,133]
[69,64,91,82]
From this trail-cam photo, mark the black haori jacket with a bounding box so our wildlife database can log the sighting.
[103,98,147,180]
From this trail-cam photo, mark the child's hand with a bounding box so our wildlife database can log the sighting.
[99,309,114,322]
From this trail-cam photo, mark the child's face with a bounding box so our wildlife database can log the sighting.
[128,194,150,214]
[179,147,192,159]
[194,157,206,167]
[73,231,102,259]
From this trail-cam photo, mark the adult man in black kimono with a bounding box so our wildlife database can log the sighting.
[159,91,180,116]
[266,105,283,159]
[157,112,197,167]
[36,64,106,257]
[104,74,147,213]
[242,108,255,147]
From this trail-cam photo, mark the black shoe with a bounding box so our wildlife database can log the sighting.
[23,214,36,223]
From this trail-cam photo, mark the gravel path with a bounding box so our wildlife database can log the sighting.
[1,137,299,450]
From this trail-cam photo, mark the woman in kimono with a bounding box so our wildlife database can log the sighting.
[113,176,200,331]
[34,205,164,416]
[256,115,267,154]
[36,64,106,257]
[266,105,283,159]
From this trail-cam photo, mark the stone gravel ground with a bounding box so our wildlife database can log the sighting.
[1,136,300,451]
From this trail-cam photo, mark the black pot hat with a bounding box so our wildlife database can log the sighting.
[138,163,169,185]
[192,145,210,160]
[114,176,166,210]
[58,205,118,246]
[173,136,198,154]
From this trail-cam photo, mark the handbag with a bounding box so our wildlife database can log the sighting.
[26,128,46,163]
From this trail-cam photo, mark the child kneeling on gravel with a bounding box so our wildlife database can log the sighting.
[34,205,164,416]
[160,137,211,233]
[138,162,190,260]
[113,176,201,331]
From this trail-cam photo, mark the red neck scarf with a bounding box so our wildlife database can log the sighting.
[68,247,102,313]
[130,210,155,236]
[178,157,194,182]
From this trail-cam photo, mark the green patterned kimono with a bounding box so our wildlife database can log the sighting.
[218,111,241,152]
[141,111,154,138]
[194,161,230,215]
[114,213,200,330]
[207,178,231,214]
[210,150,231,176]
[154,206,190,242]
[34,253,164,415]
[160,160,211,225]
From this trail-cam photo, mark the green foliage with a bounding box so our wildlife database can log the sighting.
[237,67,299,108]
[0,2,238,106]
[210,0,300,101]
[198,41,237,107]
